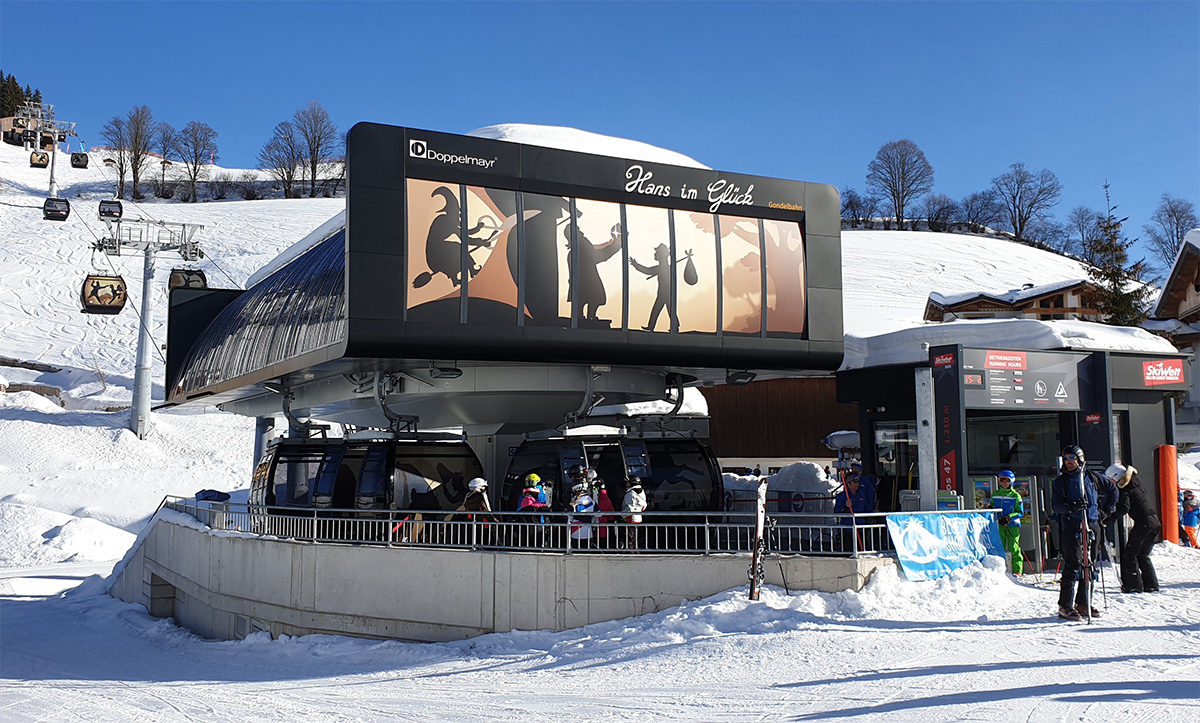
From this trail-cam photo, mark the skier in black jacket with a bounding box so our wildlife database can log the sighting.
[1051,445,1117,620]
[1105,464,1160,593]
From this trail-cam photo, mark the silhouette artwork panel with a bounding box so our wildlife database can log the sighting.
[763,219,806,335]
[570,198,624,329]
[520,193,571,327]
[719,215,763,335]
[626,204,674,332]
[672,210,716,334]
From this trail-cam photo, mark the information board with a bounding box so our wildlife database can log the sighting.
[961,348,1088,411]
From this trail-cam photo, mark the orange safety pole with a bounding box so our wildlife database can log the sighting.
[1158,445,1179,544]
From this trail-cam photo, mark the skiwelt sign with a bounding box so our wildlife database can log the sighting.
[1143,359,1184,386]
[886,511,1005,581]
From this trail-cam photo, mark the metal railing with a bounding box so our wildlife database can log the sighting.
[161,497,895,557]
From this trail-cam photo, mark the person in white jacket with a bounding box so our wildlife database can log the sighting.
[621,477,648,550]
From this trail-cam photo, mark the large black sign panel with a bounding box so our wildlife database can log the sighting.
[346,122,843,372]
[961,348,1088,411]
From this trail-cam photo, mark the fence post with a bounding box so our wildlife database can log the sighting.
[851,513,860,555]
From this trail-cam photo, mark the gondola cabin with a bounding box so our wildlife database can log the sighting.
[70,152,89,169]
[247,436,486,538]
[168,268,207,291]
[21,129,35,144]
[80,275,127,315]
[98,200,123,220]
[499,434,724,514]
[30,151,48,169]
[42,198,70,222]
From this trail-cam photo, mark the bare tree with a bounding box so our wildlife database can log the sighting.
[956,190,1001,234]
[100,116,130,199]
[153,121,177,198]
[990,162,1062,242]
[258,121,303,198]
[841,188,865,228]
[920,193,958,232]
[865,139,934,231]
[176,121,219,203]
[126,105,155,200]
[292,101,338,198]
[1067,205,1102,261]
[1025,218,1069,252]
[1144,193,1198,270]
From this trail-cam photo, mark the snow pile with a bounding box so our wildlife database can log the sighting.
[0,503,134,567]
[0,399,255,531]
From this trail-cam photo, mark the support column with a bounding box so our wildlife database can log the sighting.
[914,365,937,511]
[130,246,157,438]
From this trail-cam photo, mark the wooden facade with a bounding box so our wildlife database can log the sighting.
[704,377,860,457]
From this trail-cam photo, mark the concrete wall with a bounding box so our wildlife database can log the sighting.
[110,517,894,642]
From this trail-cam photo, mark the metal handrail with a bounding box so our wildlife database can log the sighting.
[158,496,898,557]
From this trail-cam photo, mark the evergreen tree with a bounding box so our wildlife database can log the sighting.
[1,73,25,118]
[1086,184,1152,326]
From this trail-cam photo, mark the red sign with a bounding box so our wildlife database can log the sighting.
[985,350,1027,370]
[1085,413,1102,424]
[1143,359,1184,386]
[940,450,957,491]
[934,353,955,367]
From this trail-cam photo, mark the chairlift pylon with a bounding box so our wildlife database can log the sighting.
[98,199,123,220]
[30,151,48,169]
[42,198,70,222]
[168,268,208,291]
[80,275,127,315]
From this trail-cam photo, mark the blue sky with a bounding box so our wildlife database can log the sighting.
[2,0,1196,269]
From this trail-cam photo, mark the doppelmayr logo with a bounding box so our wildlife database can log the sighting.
[409,139,497,169]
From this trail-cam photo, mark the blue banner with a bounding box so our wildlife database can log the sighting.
[885,512,1004,581]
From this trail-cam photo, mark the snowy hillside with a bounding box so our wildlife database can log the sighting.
[1,129,1198,720]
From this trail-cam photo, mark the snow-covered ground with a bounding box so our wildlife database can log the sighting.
[2,132,1198,720]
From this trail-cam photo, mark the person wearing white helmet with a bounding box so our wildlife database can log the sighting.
[568,479,595,546]
[461,477,495,546]
[1105,464,1159,593]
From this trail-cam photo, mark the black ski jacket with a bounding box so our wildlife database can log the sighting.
[1115,468,1158,524]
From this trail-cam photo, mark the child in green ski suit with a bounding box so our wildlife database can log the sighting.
[993,470,1024,574]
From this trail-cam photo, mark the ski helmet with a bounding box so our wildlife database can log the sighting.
[571,481,588,493]
[998,470,1015,484]
[1061,445,1084,463]
[567,464,586,481]
[524,472,541,486]
[1103,464,1126,483]
[468,477,488,492]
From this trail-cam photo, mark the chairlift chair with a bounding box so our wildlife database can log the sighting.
[80,275,127,315]
[98,199,123,220]
[30,151,49,169]
[42,198,70,222]
[168,268,208,291]
[70,152,89,169]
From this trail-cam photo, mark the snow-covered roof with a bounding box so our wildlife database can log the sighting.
[467,124,709,169]
[840,318,1178,371]
[1154,228,1200,320]
[928,278,1091,309]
